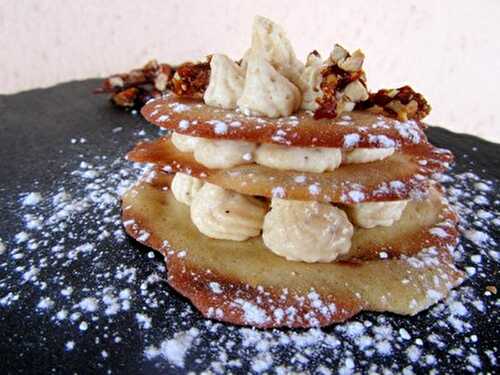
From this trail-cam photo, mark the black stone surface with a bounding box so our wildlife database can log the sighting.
[0,80,498,374]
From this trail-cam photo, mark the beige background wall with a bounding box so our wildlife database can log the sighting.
[1,0,499,142]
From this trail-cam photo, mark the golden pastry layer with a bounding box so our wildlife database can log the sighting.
[127,137,453,204]
[141,95,428,149]
[121,172,463,328]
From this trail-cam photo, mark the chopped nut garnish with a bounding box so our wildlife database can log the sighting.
[97,47,432,121]
[314,44,368,120]
[170,58,212,99]
[355,85,431,121]
[95,59,174,108]
[97,59,174,93]
[486,285,497,294]
[97,57,212,108]
[110,87,139,108]
[331,44,365,72]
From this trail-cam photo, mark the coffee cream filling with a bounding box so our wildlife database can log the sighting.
[255,143,341,173]
[190,182,267,241]
[171,173,407,262]
[346,199,408,229]
[171,132,394,171]
[203,54,245,109]
[262,198,353,263]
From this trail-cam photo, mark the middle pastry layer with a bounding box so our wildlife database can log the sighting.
[127,136,453,204]
[146,170,458,263]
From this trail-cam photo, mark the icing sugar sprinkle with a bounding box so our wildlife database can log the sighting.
[178,119,190,129]
[0,122,498,373]
[271,186,286,198]
[207,120,228,134]
[343,133,360,148]
[232,299,269,325]
[347,190,365,203]
[294,175,307,184]
[308,183,321,195]
[169,103,189,112]
[21,192,43,206]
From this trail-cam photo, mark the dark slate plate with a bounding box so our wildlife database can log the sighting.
[0,80,498,374]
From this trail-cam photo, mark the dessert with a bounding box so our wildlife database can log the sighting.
[114,16,463,328]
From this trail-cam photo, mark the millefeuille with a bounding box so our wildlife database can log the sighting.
[118,16,462,328]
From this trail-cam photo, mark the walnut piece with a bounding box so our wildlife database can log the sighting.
[170,58,212,99]
[355,85,431,121]
[111,87,139,107]
[96,59,174,108]
[314,44,368,120]
[330,44,365,72]
[97,59,173,93]
[97,57,212,108]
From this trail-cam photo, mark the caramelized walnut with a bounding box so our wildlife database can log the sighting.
[97,59,174,93]
[314,44,368,120]
[97,57,212,108]
[96,59,174,108]
[170,57,212,99]
[356,86,431,121]
[111,87,139,107]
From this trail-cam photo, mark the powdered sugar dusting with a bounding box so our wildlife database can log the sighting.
[0,120,497,373]
[21,192,43,206]
[232,299,269,325]
[343,133,360,149]
[144,328,199,367]
[207,120,228,135]
[271,186,286,198]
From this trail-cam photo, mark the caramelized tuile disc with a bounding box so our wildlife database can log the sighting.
[127,136,454,204]
[141,94,429,148]
[122,173,463,328]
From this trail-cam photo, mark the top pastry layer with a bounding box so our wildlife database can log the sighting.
[141,94,428,149]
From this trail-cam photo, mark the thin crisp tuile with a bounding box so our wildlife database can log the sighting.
[141,94,429,148]
[127,136,453,204]
[121,174,463,328]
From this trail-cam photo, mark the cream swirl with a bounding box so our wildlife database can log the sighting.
[171,132,200,153]
[190,183,267,241]
[170,173,204,206]
[262,198,354,262]
[194,139,256,169]
[300,51,323,110]
[255,143,342,173]
[246,16,305,88]
[203,54,245,109]
[347,200,408,228]
[344,148,395,164]
[237,53,301,118]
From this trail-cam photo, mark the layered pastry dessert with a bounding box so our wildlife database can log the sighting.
[117,16,463,328]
